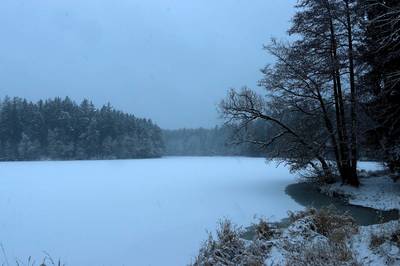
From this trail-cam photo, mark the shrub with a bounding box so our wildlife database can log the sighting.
[284,207,359,266]
[312,207,357,242]
[390,230,400,246]
[254,219,273,241]
[287,208,317,222]
[191,220,269,266]
[285,241,359,266]
[370,234,386,249]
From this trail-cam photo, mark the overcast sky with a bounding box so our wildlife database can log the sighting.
[0,0,295,129]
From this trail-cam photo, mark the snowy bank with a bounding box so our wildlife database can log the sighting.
[351,220,400,265]
[192,208,400,266]
[265,212,400,266]
[320,175,400,211]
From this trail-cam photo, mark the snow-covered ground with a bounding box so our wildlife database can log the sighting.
[0,157,303,266]
[190,160,398,266]
[321,162,400,211]
[315,164,400,265]
[265,216,400,266]
[350,220,400,265]
[321,175,400,211]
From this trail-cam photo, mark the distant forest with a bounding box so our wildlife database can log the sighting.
[0,97,164,161]
[162,122,268,157]
[0,96,271,161]
[0,96,386,162]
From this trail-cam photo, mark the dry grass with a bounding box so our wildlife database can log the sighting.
[191,220,270,266]
[254,219,273,241]
[369,225,400,250]
[289,206,357,242]
[284,207,359,265]
[285,242,359,266]
[192,208,364,265]
[390,230,400,246]
[287,207,317,222]
[370,234,386,249]
[312,207,358,242]
[0,245,64,266]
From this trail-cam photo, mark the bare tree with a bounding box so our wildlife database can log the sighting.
[220,87,334,180]
[221,0,365,186]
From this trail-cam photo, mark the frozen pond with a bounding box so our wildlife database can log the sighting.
[0,157,303,265]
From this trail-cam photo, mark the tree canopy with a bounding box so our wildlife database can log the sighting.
[0,97,164,161]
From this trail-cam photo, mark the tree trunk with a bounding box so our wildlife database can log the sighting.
[315,85,342,182]
[345,0,359,184]
[325,0,358,186]
[318,156,334,183]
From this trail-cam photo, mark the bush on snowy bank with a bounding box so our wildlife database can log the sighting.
[284,208,359,266]
[192,207,400,265]
[190,219,272,266]
[285,241,358,266]
[288,207,357,241]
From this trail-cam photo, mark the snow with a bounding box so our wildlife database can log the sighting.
[320,161,400,211]
[357,161,384,172]
[350,221,400,265]
[314,163,400,265]
[321,175,400,211]
[264,215,400,266]
[0,157,302,266]
[264,216,331,266]
[264,162,400,266]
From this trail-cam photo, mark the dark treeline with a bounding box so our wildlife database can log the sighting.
[0,97,164,161]
[362,0,400,173]
[163,122,269,157]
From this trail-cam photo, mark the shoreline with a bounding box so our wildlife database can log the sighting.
[242,174,400,240]
[285,181,399,225]
[224,174,400,265]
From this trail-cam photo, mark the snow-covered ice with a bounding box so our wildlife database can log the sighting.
[0,157,303,266]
